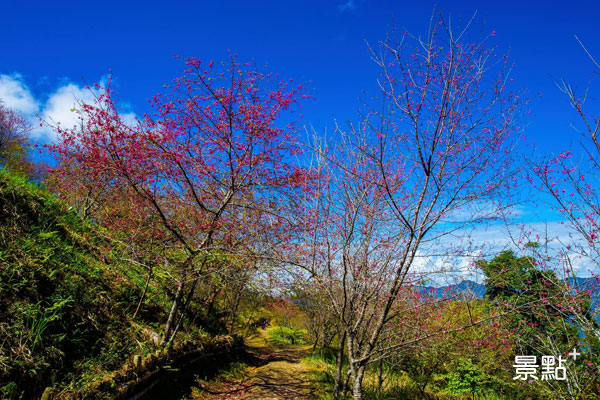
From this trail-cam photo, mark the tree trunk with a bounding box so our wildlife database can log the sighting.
[324,332,335,348]
[160,277,185,346]
[206,282,219,315]
[133,267,153,320]
[228,288,242,335]
[377,359,384,397]
[351,365,365,400]
[342,370,351,398]
[333,331,347,400]
[168,275,200,346]
[161,255,197,346]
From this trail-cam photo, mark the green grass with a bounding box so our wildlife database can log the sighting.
[301,347,502,400]
[0,169,238,399]
[267,326,308,345]
[209,360,251,382]
[0,170,145,398]
[302,358,335,399]
[0,170,177,399]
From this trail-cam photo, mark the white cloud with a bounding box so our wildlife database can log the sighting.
[0,74,40,115]
[409,249,486,286]
[34,83,100,139]
[405,218,600,286]
[0,73,137,141]
[119,111,138,127]
[338,0,357,12]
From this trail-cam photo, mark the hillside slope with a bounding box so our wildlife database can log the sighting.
[0,170,156,399]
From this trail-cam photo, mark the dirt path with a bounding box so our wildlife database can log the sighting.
[192,327,322,400]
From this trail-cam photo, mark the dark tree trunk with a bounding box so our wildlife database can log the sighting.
[333,331,347,399]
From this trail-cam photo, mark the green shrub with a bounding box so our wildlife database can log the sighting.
[268,326,307,345]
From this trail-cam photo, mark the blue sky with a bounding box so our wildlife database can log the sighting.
[1,0,598,153]
[1,0,599,277]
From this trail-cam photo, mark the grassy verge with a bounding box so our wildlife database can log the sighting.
[267,326,308,345]
[301,348,453,400]
[0,169,227,399]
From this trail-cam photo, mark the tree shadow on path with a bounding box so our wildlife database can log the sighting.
[192,327,321,400]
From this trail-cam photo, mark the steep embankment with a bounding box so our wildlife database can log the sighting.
[0,170,249,400]
[0,170,152,399]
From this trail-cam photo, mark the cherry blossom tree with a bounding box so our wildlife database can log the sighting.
[522,38,600,399]
[530,39,600,267]
[296,14,523,399]
[49,56,311,345]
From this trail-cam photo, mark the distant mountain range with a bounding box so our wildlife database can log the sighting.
[418,278,600,322]
[417,280,487,299]
[419,277,600,301]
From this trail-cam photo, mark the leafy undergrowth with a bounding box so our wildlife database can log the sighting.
[302,350,444,400]
[0,170,141,398]
[302,349,519,400]
[267,326,308,346]
[0,170,222,399]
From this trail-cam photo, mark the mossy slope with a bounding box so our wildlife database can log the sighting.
[0,170,145,399]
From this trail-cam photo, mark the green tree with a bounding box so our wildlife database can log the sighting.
[0,101,32,175]
[479,250,582,355]
[440,357,491,399]
[479,250,600,398]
